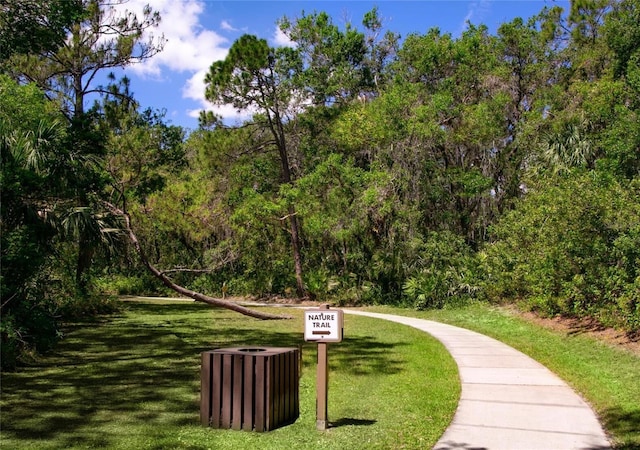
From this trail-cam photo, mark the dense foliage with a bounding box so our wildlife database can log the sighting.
[1,0,166,369]
[2,0,639,368]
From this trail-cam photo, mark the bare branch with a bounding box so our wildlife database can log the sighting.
[159,268,217,275]
[278,212,298,221]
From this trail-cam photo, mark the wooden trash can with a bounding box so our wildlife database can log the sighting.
[200,347,300,432]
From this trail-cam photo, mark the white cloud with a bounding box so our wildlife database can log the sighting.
[461,0,492,32]
[116,0,228,77]
[182,69,208,102]
[187,103,254,125]
[220,20,238,32]
[108,0,238,121]
[271,26,295,47]
[182,69,256,124]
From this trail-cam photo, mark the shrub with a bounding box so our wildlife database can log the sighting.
[483,172,640,332]
[0,281,60,371]
[403,231,481,309]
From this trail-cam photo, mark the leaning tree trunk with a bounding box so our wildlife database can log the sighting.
[105,202,291,320]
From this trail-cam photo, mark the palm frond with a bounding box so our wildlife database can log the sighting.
[539,115,595,174]
[0,118,64,173]
[58,205,125,250]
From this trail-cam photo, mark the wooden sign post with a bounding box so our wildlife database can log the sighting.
[304,304,343,430]
[316,340,329,430]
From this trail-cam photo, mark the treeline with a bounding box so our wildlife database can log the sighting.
[2,0,639,368]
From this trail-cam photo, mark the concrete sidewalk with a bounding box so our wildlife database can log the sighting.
[343,310,611,450]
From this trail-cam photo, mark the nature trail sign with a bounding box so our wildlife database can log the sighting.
[303,304,343,430]
[303,309,343,343]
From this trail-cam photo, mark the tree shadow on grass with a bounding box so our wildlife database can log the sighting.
[601,407,640,450]
[329,417,377,428]
[328,335,406,376]
[1,301,407,448]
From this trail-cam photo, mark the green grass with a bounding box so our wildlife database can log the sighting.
[368,302,640,450]
[4,299,637,449]
[0,300,459,450]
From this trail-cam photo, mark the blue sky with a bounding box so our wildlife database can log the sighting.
[111,1,568,131]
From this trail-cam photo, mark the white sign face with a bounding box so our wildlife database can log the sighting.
[304,309,343,342]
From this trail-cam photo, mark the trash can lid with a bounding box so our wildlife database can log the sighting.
[205,347,298,356]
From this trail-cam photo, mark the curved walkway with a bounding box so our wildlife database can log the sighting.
[343,310,611,450]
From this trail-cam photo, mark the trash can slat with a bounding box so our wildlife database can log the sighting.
[201,347,299,432]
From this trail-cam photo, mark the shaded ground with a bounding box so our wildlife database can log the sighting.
[1,300,458,450]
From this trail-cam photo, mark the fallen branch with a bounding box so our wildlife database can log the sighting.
[104,201,292,320]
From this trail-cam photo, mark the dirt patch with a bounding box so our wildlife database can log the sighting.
[512,308,640,356]
[224,295,322,307]
[250,295,325,307]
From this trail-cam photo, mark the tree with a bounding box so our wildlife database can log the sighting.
[0,0,82,63]
[0,76,68,368]
[104,202,292,320]
[202,11,400,298]
[361,7,400,95]
[480,0,640,332]
[96,75,186,208]
[6,0,165,294]
[85,72,288,319]
[483,172,640,331]
[604,0,640,80]
[386,25,503,242]
[278,11,368,105]
[7,0,164,119]
[204,35,306,298]
[0,77,64,296]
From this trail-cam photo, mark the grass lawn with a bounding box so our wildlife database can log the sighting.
[368,303,640,450]
[0,300,459,450]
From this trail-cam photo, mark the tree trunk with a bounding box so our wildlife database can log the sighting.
[75,236,94,295]
[288,208,305,298]
[105,202,292,320]
[272,114,306,298]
